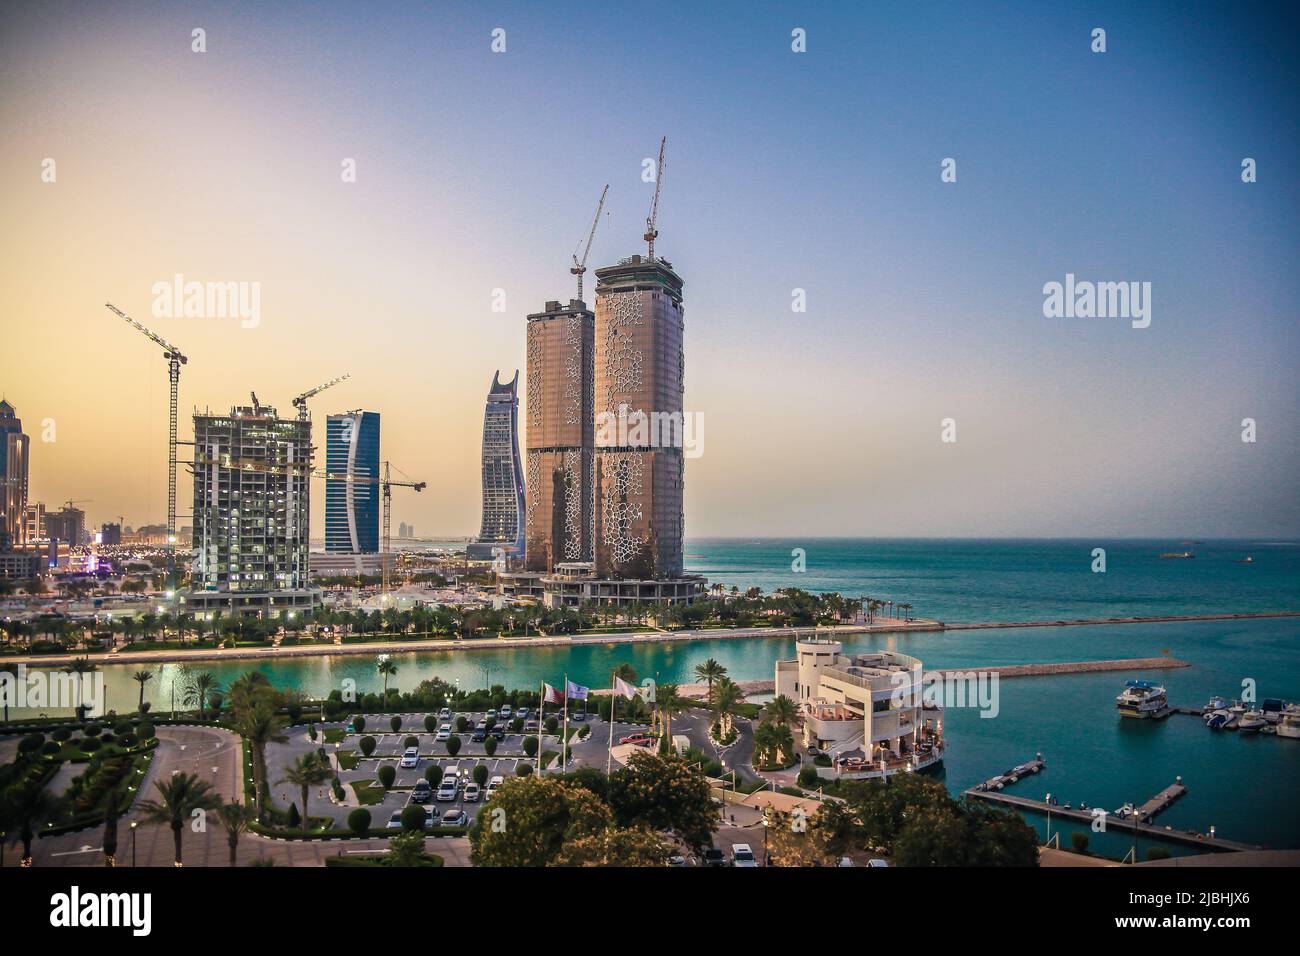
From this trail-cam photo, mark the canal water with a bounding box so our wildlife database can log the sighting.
[11,538,1300,852]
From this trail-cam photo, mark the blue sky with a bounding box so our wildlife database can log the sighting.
[1,0,1297,536]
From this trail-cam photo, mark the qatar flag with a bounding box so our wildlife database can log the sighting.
[542,683,564,705]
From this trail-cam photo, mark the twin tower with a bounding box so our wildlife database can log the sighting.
[524,254,686,580]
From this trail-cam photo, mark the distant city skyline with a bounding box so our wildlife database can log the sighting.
[1,2,1297,539]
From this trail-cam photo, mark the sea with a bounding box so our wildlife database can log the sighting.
[11,538,1300,855]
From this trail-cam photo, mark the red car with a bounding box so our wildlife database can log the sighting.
[619,734,656,748]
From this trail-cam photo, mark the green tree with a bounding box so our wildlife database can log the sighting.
[3,784,55,866]
[347,808,372,836]
[388,830,426,866]
[138,772,222,866]
[132,670,154,714]
[377,657,398,697]
[553,826,666,867]
[400,804,428,831]
[185,672,219,720]
[277,752,332,827]
[445,734,461,757]
[217,801,253,866]
[607,751,716,852]
[468,775,611,867]
[762,694,799,728]
[693,658,727,698]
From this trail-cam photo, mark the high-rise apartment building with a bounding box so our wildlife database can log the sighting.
[467,371,525,561]
[44,506,85,545]
[524,299,595,571]
[324,410,381,555]
[592,255,686,578]
[188,400,320,616]
[22,502,45,544]
[0,400,30,545]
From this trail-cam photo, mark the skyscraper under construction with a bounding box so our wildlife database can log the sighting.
[524,299,595,571]
[592,254,685,579]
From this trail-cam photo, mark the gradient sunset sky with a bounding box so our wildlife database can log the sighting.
[2,1,1297,539]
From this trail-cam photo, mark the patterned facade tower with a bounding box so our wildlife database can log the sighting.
[524,300,594,571]
[593,255,685,579]
[468,371,526,560]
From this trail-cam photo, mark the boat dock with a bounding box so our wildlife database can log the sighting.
[964,764,1260,852]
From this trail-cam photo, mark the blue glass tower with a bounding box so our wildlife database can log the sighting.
[325,411,381,553]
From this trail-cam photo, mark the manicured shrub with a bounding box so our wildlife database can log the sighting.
[510,718,523,733]
[577,725,590,739]
[100,732,116,745]
[516,762,533,777]
[359,735,377,757]
[445,735,461,757]
[400,804,427,831]
[41,740,60,756]
[424,715,437,732]
[455,716,468,732]
[424,765,443,786]
[523,736,538,758]
[378,764,396,789]
[404,736,419,750]
[347,808,372,835]
[287,703,303,724]
[81,736,102,752]
[703,760,723,778]
[114,720,134,736]
[390,715,402,732]
[484,715,496,730]
[352,716,366,733]
[286,803,301,828]
[52,728,72,742]
[118,733,137,748]
[84,722,103,738]
[472,764,489,787]
[484,736,498,757]
[137,721,155,740]
[797,766,820,789]
[544,716,558,733]
[1071,832,1090,855]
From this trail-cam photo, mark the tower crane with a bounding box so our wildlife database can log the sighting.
[570,184,608,302]
[292,374,351,420]
[643,136,667,259]
[104,303,188,553]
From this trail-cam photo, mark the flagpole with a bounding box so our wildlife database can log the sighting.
[562,672,569,775]
[537,680,544,776]
[606,671,616,777]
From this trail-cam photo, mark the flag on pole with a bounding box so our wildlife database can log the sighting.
[542,683,564,705]
[566,679,590,700]
[614,677,638,699]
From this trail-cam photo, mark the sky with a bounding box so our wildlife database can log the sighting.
[1,0,1297,539]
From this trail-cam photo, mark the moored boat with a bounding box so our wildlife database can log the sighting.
[1237,709,1268,732]
[1116,680,1168,718]
[1277,704,1300,740]
[1204,709,1231,730]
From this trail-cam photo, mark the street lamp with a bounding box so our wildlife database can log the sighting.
[130,821,138,867]
[1045,792,1052,847]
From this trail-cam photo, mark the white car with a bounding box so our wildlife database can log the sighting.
[500,705,512,720]
[731,843,759,868]
[386,811,403,829]
[464,782,481,802]
[436,780,458,802]
[486,775,504,797]
[867,858,891,868]
[438,707,452,720]
[435,723,451,741]
[399,747,419,768]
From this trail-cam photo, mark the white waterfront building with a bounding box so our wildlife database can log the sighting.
[775,639,944,779]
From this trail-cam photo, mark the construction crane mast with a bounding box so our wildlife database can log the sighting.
[643,136,667,259]
[105,303,188,554]
[380,461,426,592]
[292,373,350,420]
[570,184,608,302]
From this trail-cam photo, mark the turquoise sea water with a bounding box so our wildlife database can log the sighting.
[13,538,1300,853]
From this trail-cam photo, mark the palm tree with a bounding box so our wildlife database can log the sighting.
[4,784,55,866]
[132,670,154,713]
[654,683,684,745]
[278,752,333,827]
[711,677,743,738]
[102,789,121,867]
[64,657,97,717]
[185,672,219,719]
[693,658,727,699]
[377,657,398,697]
[762,694,800,729]
[138,772,221,866]
[216,801,253,866]
[233,702,285,821]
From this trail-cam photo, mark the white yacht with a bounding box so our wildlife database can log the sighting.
[1237,709,1268,732]
[1116,680,1168,718]
[1277,704,1300,740]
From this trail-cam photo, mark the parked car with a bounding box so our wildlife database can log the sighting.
[424,807,440,828]
[441,809,469,828]
[836,856,854,867]
[731,844,759,867]
[486,709,498,722]
[490,724,506,739]
[702,848,725,867]
[438,707,452,720]
[471,727,488,742]
[436,780,458,802]
[619,734,656,747]
[516,707,529,721]
[399,747,419,768]
[386,811,403,830]
[411,781,432,804]
[486,775,504,797]
[464,782,481,802]
[867,859,891,868]
[435,723,451,741]
[523,720,539,732]
[499,705,512,720]
[571,710,587,722]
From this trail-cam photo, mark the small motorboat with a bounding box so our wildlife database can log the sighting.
[1204,709,1231,730]
[1203,695,1230,714]
[1237,709,1268,731]
[1117,680,1168,718]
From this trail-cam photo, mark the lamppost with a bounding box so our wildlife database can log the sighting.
[130,820,138,866]
[1045,792,1052,847]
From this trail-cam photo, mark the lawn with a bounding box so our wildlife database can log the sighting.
[349,780,387,806]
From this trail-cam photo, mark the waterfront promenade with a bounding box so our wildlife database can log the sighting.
[2,610,1295,669]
